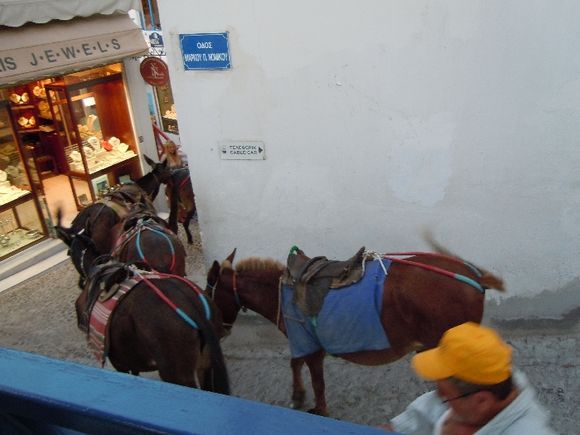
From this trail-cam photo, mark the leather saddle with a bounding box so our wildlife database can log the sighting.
[101,185,155,220]
[80,261,131,333]
[282,246,366,316]
[121,204,167,231]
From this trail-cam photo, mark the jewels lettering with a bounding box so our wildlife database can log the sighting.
[0,57,17,72]
[82,43,93,56]
[60,46,77,59]
[96,41,108,53]
[44,49,57,63]
[29,52,39,66]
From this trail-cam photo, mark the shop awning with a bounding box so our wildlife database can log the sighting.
[0,0,141,27]
[0,14,148,87]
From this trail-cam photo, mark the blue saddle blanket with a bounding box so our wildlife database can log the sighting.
[282,259,392,358]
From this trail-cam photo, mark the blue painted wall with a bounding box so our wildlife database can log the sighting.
[0,348,395,434]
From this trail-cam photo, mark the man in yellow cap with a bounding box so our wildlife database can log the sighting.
[384,322,556,434]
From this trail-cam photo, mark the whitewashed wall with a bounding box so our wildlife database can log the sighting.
[158,1,580,319]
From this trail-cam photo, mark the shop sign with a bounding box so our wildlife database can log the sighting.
[140,57,169,86]
[0,14,148,86]
[179,33,231,70]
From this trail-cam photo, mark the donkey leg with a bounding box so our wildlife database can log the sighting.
[303,350,328,416]
[290,357,306,409]
[167,192,179,234]
[183,211,195,244]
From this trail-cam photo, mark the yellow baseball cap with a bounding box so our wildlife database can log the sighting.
[411,322,512,385]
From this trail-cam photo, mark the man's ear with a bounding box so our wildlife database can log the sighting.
[473,390,495,408]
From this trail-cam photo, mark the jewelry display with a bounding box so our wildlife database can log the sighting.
[108,136,121,148]
[83,146,95,159]
[86,114,98,131]
[87,136,101,151]
[69,150,82,162]
[67,135,135,174]
[10,91,30,105]
[37,100,52,119]
[32,85,46,98]
[0,225,43,254]
[1,84,48,260]
[163,104,177,120]
[0,217,11,246]
[17,113,36,129]
[4,164,24,187]
[0,181,28,205]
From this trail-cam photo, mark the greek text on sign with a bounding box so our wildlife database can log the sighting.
[220,141,265,160]
[179,33,231,70]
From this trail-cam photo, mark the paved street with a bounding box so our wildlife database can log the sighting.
[0,224,577,433]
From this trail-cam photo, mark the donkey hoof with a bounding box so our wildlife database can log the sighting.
[290,391,305,409]
[307,408,329,416]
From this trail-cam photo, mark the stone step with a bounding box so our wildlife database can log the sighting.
[0,238,68,293]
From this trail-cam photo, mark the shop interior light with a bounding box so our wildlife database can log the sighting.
[82,97,96,107]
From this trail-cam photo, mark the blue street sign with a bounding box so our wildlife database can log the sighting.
[179,32,231,70]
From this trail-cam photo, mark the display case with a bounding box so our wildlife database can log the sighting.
[45,64,142,209]
[0,100,47,260]
[4,80,60,195]
[156,83,179,134]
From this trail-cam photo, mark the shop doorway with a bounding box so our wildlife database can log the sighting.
[18,131,79,228]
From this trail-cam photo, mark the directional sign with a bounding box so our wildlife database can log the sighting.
[179,33,231,70]
[220,141,265,160]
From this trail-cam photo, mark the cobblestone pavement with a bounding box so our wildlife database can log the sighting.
[0,222,577,433]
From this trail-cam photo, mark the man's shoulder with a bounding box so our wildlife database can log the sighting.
[482,371,557,435]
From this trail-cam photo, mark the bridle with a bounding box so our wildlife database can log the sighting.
[208,267,284,331]
[207,269,245,330]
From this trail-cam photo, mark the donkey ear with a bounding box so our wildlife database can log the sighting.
[226,248,237,263]
[55,226,74,247]
[143,154,156,167]
[207,260,221,279]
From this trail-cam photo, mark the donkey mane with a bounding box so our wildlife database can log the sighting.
[235,257,285,274]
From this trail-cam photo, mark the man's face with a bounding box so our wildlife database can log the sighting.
[436,379,485,426]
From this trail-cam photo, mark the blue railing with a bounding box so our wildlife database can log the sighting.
[0,348,394,434]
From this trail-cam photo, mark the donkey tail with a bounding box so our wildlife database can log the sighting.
[196,311,231,395]
[423,230,505,292]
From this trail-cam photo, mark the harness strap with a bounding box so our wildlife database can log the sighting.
[381,251,483,275]
[383,256,485,294]
[113,219,177,273]
[135,271,212,327]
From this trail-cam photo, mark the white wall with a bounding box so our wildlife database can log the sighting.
[158,1,580,318]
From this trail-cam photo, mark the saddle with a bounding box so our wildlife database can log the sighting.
[80,261,131,333]
[100,185,156,220]
[121,205,168,231]
[281,246,366,316]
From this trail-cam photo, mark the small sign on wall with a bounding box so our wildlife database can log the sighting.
[220,141,265,160]
[179,33,231,70]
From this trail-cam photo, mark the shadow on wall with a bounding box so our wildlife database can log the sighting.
[485,276,580,330]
